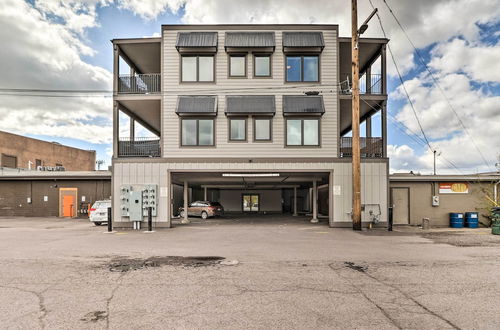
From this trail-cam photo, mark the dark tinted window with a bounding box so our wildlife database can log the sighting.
[209,202,221,206]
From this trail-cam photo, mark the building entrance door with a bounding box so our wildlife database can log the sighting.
[242,194,259,212]
[59,188,78,217]
[391,187,410,224]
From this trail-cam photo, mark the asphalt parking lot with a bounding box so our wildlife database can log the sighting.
[0,215,499,329]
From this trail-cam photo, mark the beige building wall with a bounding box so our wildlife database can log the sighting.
[390,180,494,227]
[0,131,96,171]
[112,159,388,227]
[161,26,338,159]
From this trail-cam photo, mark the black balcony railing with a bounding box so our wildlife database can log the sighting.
[118,137,160,157]
[340,137,383,158]
[118,73,161,94]
[339,73,383,95]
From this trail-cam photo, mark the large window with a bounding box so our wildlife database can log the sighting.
[253,118,272,141]
[181,56,214,82]
[286,55,319,82]
[229,118,247,141]
[286,119,319,146]
[181,119,214,146]
[229,55,246,77]
[254,55,271,77]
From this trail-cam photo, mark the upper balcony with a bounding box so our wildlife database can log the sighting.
[112,38,162,159]
[112,38,161,96]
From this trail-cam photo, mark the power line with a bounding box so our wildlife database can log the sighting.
[380,0,493,171]
[368,0,433,155]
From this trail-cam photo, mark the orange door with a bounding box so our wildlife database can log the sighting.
[63,195,75,217]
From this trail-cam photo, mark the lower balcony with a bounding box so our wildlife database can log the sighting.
[340,137,383,158]
[118,137,160,158]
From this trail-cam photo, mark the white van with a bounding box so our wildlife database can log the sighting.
[89,200,111,226]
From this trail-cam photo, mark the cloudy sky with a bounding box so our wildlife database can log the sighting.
[0,0,499,173]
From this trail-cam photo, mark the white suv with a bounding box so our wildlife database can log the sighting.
[89,200,111,226]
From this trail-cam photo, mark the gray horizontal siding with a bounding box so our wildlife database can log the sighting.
[163,28,338,158]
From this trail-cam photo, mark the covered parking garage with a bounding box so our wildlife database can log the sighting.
[170,171,332,224]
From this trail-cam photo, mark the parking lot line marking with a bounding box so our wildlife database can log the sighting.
[314,231,330,234]
[298,227,317,230]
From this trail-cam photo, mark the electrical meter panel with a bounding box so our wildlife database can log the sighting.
[129,191,143,221]
[120,185,132,217]
[142,184,158,216]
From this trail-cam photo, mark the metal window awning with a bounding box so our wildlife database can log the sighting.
[225,32,275,52]
[176,96,218,116]
[226,95,276,116]
[283,95,325,116]
[176,32,218,53]
[282,32,325,53]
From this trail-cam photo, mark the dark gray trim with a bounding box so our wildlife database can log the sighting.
[227,53,247,78]
[180,54,215,83]
[282,32,325,49]
[176,32,218,49]
[284,54,320,83]
[112,157,390,164]
[228,117,248,142]
[253,117,273,142]
[285,118,321,147]
[180,118,216,147]
[253,53,272,78]
[225,95,276,115]
[176,95,217,115]
[225,32,275,49]
[283,95,325,115]
[163,24,338,31]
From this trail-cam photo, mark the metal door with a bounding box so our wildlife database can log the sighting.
[59,188,77,217]
[391,188,410,224]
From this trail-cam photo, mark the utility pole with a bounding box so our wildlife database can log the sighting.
[351,2,378,231]
[433,150,437,175]
[351,0,362,231]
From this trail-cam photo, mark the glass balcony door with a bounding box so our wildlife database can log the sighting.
[242,194,259,212]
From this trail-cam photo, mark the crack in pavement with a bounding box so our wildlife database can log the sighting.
[105,272,127,330]
[329,262,461,330]
[0,284,48,329]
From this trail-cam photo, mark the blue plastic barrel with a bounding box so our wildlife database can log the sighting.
[449,213,464,228]
[465,212,479,228]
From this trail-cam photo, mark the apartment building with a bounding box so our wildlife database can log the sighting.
[111,24,389,228]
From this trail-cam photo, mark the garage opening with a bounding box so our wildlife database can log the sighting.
[169,171,332,225]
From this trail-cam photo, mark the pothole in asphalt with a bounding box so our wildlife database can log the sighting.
[344,261,367,272]
[81,311,107,322]
[108,256,226,272]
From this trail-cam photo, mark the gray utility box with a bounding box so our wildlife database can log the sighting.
[129,191,143,221]
[142,184,158,217]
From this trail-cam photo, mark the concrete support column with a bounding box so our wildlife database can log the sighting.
[381,100,388,158]
[204,187,207,201]
[366,116,372,138]
[381,45,387,95]
[293,187,298,216]
[182,181,189,224]
[113,102,119,158]
[129,119,135,140]
[113,45,119,96]
[311,180,318,223]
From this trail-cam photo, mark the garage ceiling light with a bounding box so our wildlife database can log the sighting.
[222,173,280,177]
